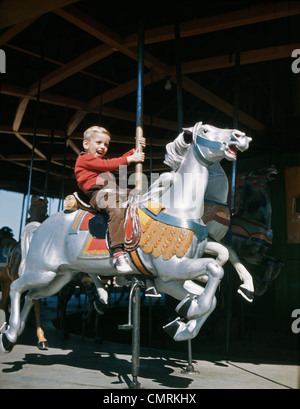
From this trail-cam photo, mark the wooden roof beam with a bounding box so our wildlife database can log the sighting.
[180,43,300,74]
[0,17,37,46]
[0,125,173,147]
[180,76,264,131]
[124,2,300,46]
[14,132,46,159]
[28,44,113,96]
[54,5,170,76]
[54,5,263,131]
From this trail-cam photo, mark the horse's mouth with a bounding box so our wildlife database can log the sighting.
[227,144,238,156]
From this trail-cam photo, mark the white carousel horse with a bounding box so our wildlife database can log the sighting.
[0,121,251,352]
[0,196,49,349]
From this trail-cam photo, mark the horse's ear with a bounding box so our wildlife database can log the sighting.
[182,127,193,144]
[183,130,193,144]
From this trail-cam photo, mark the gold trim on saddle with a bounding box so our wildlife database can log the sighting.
[138,203,194,261]
[64,192,96,213]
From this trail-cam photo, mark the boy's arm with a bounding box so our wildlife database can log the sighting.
[122,149,135,158]
[78,153,130,172]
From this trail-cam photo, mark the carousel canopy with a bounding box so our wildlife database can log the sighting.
[0,0,299,198]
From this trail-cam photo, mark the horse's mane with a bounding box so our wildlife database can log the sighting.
[139,132,190,203]
[163,132,190,171]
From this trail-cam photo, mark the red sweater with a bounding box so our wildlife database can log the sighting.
[75,150,134,194]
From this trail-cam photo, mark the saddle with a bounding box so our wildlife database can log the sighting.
[65,193,198,261]
[64,192,141,253]
[64,191,96,213]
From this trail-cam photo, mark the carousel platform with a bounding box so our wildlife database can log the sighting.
[0,293,299,390]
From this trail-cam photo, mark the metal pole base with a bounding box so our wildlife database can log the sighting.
[181,339,200,375]
[181,365,200,375]
[129,377,141,390]
[118,277,145,389]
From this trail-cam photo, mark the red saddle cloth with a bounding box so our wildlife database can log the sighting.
[71,207,141,259]
[76,211,110,259]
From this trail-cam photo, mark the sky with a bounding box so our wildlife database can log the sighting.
[0,189,60,240]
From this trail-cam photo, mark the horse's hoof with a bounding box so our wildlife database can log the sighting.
[0,333,15,353]
[175,295,198,319]
[238,286,254,302]
[38,341,48,350]
[0,321,8,334]
[163,317,185,339]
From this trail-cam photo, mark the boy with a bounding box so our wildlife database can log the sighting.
[75,126,145,273]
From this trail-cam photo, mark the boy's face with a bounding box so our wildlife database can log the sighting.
[83,132,110,158]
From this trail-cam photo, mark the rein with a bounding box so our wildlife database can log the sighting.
[192,135,224,166]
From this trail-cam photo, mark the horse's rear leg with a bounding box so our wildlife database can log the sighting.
[0,271,57,353]
[18,273,73,338]
[0,280,10,333]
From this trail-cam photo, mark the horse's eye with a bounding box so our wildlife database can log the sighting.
[203,129,208,133]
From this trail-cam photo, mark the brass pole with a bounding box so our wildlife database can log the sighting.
[135,19,144,195]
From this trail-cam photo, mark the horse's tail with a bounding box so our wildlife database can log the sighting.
[18,222,41,277]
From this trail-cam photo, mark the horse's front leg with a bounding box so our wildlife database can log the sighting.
[88,274,108,305]
[157,257,224,319]
[204,240,229,266]
[156,278,217,341]
[33,300,48,350]
[228,247,254,302]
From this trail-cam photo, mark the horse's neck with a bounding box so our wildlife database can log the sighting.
[161,148,209,221]
[205,162,229,205]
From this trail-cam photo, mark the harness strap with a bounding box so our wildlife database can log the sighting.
[139,204,208,242]
[192,135,224,167]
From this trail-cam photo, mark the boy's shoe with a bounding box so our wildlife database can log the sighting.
[113,252,133,273]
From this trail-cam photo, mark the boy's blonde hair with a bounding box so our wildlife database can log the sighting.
[83,126,111,141]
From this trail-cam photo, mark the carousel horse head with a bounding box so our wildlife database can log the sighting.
[185,121,252,164]
[163,121,252,172]
[0,226,14,239]
[0,226,15,247]
[242,165,278,188]
[26,195,48,224]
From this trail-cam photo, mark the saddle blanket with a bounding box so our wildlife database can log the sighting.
[70,210,110,259]
[202,201,230,227]
[69,203,196,262]
[69,208,140,259]
[231,216,273,247]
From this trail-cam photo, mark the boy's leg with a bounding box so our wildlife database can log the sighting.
[101,193,132,273]
[87,188,132,273]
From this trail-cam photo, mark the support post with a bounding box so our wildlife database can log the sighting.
[43,128,54,199]
[118,277,145,389]
[25,73,41,217]
[226,40,241,357]
[135,18,144,196]
[131,283,141,389]
[175,21,183,133]
[175,21,199,376]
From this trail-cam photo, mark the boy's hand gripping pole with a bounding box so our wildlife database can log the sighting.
[135,127,143,196]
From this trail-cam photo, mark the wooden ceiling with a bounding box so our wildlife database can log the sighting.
[0,0,299,198]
